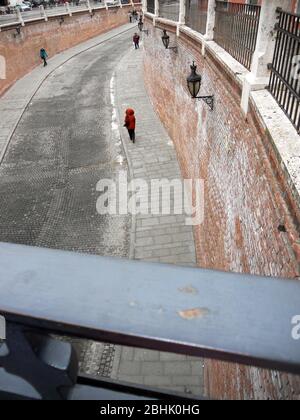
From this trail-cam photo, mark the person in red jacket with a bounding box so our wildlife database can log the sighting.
[133,33,140,49]
[124,108,136,143]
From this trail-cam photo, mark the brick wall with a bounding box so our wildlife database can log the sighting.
[143,18,300,399]
[0,6,138,96]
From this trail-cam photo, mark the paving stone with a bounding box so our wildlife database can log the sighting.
[171,375,202,386]
[118,375,145,384]
[141,218,160,227]
[160,352,188,362]
[153,235,173,245]
[133,349,160,361]
[144,376,172,387]
[164,362,194,376]
[121,346,134,361]
[141,362,165,376]
[191,360,205,377]
[135,237,154,246]
[119,361,142,376]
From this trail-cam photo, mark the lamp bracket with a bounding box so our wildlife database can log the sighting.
[196,95,214,110]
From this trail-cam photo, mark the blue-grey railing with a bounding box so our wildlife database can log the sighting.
[0,242,300,399]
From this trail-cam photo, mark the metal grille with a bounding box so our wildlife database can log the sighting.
[185,0,208,35]
[269,9,300,132]
[159,0,180,22]
[147,0,155,14]
[214,1,261,70]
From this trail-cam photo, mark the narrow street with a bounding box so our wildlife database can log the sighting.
[0,29,133,377]
[0,30,131,255]
[0,25,203,396]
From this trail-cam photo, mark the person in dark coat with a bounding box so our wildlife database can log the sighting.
[40,48,48,67]
[133,33,140,50]
[124,108,136,143]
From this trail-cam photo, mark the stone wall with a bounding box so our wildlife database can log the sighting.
[143,17,300,399]
[0,6,139,96]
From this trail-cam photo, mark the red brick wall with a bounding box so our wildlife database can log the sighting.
[143,19,300,399]
[0,6,138,96]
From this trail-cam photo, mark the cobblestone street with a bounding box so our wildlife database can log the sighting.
[0,24,204,397]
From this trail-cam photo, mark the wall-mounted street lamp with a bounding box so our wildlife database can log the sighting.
[138,20,149,36]
[59,16,65,25]
[161,29,178,53]
[187,62,214,110]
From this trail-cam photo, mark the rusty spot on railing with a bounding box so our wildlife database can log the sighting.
[178,308,209,320]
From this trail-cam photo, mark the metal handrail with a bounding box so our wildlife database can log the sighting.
[0,242,299,375]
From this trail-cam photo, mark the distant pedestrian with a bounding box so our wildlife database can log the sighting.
[40,48,48,67]
[124,108,136,143]
[133,33,140,49]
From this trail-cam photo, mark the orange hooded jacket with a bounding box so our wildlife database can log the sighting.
[124,109,136,130]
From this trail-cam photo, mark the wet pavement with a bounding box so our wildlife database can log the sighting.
[0,30,131,256]
[0,27,134,375]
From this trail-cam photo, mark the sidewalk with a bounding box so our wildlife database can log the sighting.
[114,45,204,396]
[116,47,197,266]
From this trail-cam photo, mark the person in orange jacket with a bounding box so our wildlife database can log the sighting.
[124,108,136,143]
[133,33,140,49]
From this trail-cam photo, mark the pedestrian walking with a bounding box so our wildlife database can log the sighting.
[124,108,136,143]
[40,48,48,67]
[133,33,140,50]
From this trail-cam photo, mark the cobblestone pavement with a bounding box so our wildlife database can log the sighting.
[0,25,135,376]
[0,28,134,254]
[113,45,204,396]
[0,25,204,396]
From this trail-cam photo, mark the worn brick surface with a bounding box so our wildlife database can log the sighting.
[143,19,300,400]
